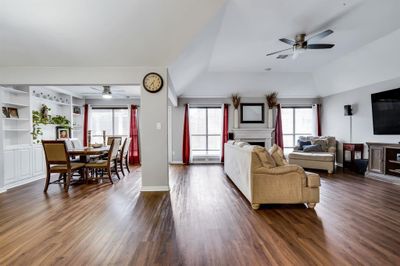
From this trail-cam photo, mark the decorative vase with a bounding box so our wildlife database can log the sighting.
[267,108,273,128]
[233,109,239,129]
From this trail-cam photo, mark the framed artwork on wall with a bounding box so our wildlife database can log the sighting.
[240,103,265,123]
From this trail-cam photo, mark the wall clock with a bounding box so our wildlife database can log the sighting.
[143,72,163,93]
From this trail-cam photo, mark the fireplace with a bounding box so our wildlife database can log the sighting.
[232,128,275,149]
[248,141,266,147]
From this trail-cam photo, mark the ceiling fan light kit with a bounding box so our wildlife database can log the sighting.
[102,86,113,99]
[266,29,335,59]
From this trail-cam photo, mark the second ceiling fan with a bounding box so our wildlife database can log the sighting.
[266,29,335,59]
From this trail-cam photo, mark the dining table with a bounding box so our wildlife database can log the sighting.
[68,146,110,163]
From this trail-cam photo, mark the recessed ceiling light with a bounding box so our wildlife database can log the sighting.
[264,68,272,71]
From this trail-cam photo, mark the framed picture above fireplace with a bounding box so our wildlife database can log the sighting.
[240,103,265,123]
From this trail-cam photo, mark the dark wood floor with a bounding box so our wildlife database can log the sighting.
[0,165,400,265]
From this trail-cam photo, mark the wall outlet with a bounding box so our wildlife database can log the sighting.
[156,122,161,130]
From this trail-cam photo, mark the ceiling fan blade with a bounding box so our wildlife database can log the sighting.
[277,54,290,59]
[306,44,335,49]
[306,29,333,42]
[279,38,295,45]
[266,47,292,56]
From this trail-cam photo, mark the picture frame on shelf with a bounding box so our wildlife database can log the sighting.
[8,107,19,118]
[56,126,71,139]
[73,106,81,115]
[2,107,9,118]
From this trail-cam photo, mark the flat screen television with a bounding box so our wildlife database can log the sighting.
[371,88,400,135]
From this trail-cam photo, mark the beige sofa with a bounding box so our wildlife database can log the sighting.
[288,136,336,174]
[224,142,320,210]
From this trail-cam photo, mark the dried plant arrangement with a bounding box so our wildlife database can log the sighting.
[232,94,241,109]
[266,92,278,108]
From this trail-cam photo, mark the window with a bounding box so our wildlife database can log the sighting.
[91,107,129,143]
[282,107,313,154]
[189,107,222,162]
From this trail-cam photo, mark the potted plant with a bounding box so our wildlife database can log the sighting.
[232,94,241,129]
[266,92,278,128]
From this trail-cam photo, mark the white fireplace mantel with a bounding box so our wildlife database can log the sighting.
[232,128,275,148]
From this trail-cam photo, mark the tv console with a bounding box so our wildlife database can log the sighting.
[366,142,400,184]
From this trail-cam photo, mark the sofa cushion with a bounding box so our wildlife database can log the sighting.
[297,140,312,150]
[255,149,276,169]
[303,144,323,152]
[288,152,334,162]
[269,144,288,166]
[305,171,321,188]
[235,141,249,147]
[311,138,328,151]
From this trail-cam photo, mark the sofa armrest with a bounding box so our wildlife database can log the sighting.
[254,164,305,175]
[328,147,336,154]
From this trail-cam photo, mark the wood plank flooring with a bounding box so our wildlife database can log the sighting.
[0,165,400,265]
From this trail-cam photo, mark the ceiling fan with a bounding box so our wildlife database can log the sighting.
[266,29,335,59]
[80,86,128,99]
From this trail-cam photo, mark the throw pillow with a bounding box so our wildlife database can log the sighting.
[311,138,328,152]
[297,140,312,150]
[269,144,288,166]
[303,144,323,152]
[255,150,276,169]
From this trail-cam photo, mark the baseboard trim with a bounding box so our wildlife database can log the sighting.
[140,186,170,192]
[336,163,343,167]
[4,175,44,191]
[169,161,184,165]
[0,187,7,193]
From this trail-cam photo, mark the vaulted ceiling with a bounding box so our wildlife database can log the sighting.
[169,0,400,98]
[1,0,400,98]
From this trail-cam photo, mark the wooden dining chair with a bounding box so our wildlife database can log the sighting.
[118,137,131,176]
[42,140,86,192]
[107,136,122,146]
[85,138,121,184]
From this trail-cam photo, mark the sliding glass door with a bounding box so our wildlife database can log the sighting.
[189,107,222,162]
[91,107,129,143]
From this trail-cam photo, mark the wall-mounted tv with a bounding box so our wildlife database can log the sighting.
[371,88,400,135]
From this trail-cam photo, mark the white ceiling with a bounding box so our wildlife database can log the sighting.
[51,85,141,99]
[169,0,400,97]
[1,0,400,98]
[0,0,224,67]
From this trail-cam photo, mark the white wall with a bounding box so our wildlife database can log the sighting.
[321,77,400,163]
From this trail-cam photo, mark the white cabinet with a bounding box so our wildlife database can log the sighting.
[3,146,32,185]
[32,145,45,176]
[16,147,32,179]
[3,150,15,184]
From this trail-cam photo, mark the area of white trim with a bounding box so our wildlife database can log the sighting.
[4,176,44,191]
[140,185,170,192]
[0,187,7,193]
[169,161,184,165]
[336,163,343,167]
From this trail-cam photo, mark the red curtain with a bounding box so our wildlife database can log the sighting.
[317,104,322,136]
[221,104,229,163]
[129,105,140,164]
[182,104,191,165]
[83,104,89,146]
[274,104,284,148]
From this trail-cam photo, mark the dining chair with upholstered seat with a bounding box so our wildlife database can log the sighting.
[107,136,122,146]
[118,137,131,176]
[42,140,86,192]
[85,138,121,184]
